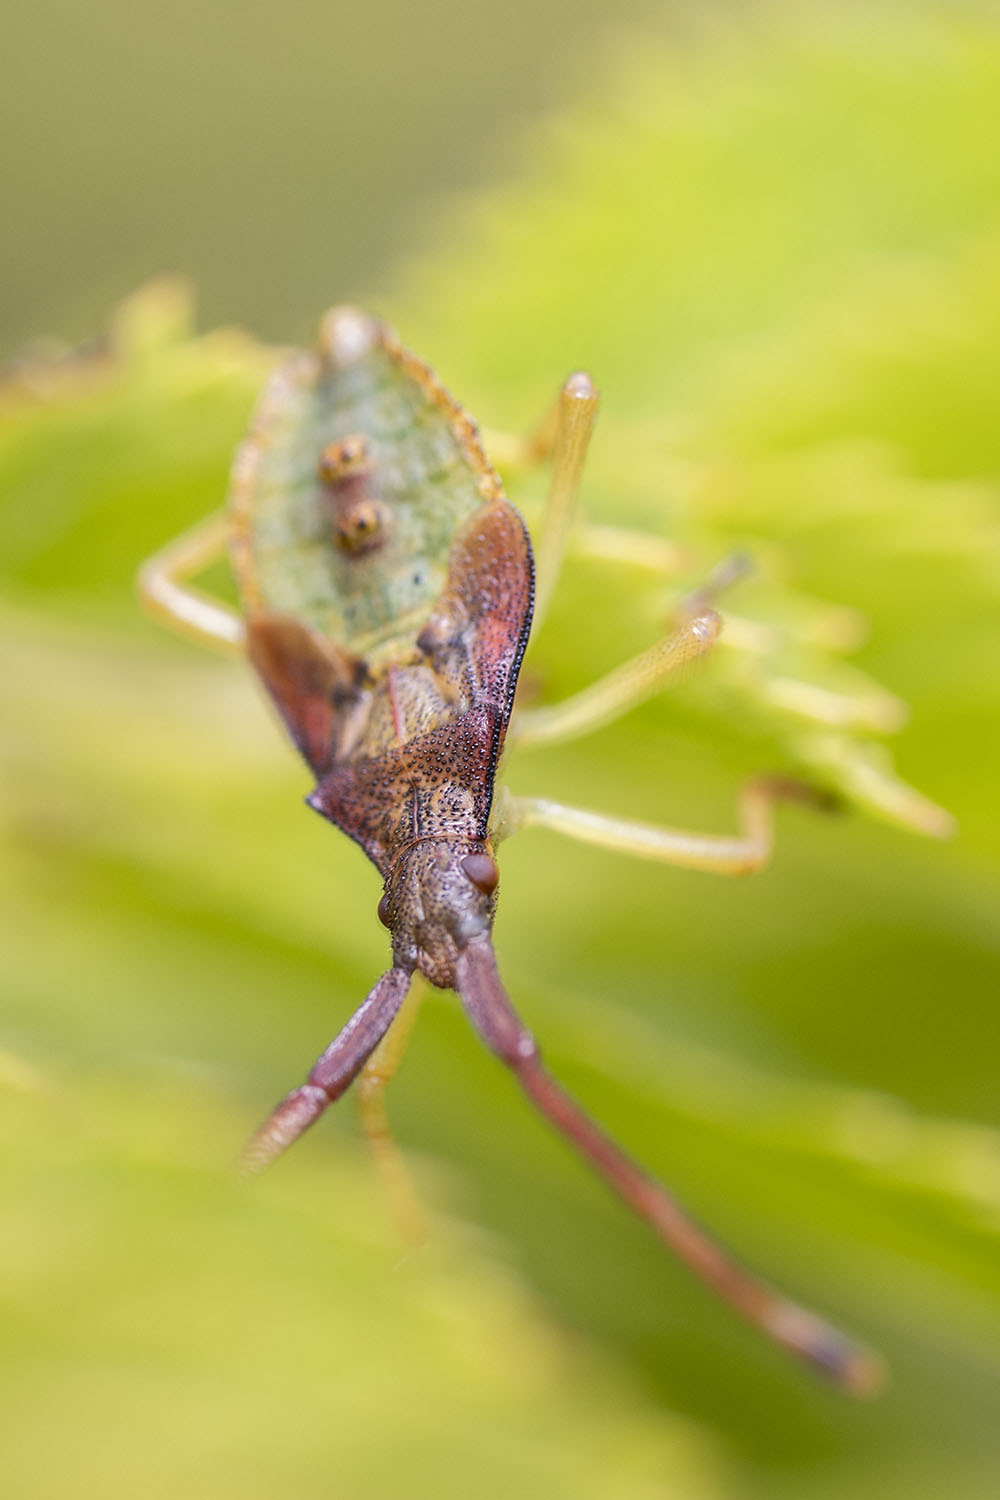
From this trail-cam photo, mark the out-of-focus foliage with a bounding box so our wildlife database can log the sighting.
[0,0,666,358]
[1,4,999,1498]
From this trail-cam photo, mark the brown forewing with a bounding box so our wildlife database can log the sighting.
[307,498,534,872]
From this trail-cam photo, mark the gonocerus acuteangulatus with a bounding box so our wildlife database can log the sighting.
[140,305,887,1394]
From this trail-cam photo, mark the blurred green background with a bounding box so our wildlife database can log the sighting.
[0,0,665,359]
[2,2,1000,1498]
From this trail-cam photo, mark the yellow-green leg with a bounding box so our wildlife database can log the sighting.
[511,555,747,750]
[530,373,601,627]
[358,978,428,1247]
[489,380,915,746]
[573,522,688,576]
[512,604,722,750]
[137,512,244,652]
[497,775,836,876]
[486,372,602,631]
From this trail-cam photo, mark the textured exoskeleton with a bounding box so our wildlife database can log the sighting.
[139,306,883,1394]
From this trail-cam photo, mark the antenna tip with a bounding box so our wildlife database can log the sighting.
[765,1301,887,1397]
[840,1347,889,1399]
[236,1083,328,1180]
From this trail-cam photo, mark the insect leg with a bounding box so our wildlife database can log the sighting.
[572,523,689,576]
[511,596,725,750]
[239,967,412,1176]
[565,528,877,689]
[553,524,913,738]
[455,936,881,1392]
[531,373,601,628]
[515,553,750,750]
[795,733,955,839]
[500,775,837,876]
[137,512,244,652]
[358,978,428,1246]
[484,372,600,625]
[482,374,581,473]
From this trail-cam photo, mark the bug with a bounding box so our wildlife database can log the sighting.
[139,305,883,1394]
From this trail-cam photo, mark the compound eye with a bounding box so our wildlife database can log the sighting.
[461,853,499,893]
[377,892,392,927]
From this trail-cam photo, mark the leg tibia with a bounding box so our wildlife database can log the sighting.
[513,554,749,751]
[484,372,600,630]
[573,523,688,576]
[532,372,600,627]
[138,512,244,652]
[512,606,720,750]
[358,979,428,1246]
[503,776,835,876]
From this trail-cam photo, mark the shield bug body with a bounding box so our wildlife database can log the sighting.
[140,306,882,1394]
